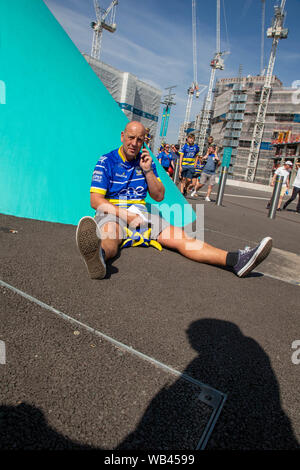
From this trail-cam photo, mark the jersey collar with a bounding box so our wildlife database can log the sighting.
[118,146,126,162]
[118,145,140,163]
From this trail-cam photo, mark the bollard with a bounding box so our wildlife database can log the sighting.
[268,175,284,219]
[216,167,228,206]
[173,159,180,184]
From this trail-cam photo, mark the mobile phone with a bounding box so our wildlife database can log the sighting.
[141,143,146,160]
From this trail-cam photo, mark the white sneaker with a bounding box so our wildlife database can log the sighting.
[205,196,211,202]
[191,190,197,197]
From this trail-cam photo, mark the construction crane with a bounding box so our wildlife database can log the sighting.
[91,0,118,61]
[159,86,177,146]
[181,0,206,146]
[196,0,228,155]
[260,0,266,75]
[245,0,288,182]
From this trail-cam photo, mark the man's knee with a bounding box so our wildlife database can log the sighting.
[158,225,188,243]
[99,221,123,241]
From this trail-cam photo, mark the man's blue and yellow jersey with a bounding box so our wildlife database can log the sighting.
[90,146,161,210]
[194,160,205,176]
[179,143,199,168]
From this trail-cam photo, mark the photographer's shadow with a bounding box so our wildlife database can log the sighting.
[118,319,299,450]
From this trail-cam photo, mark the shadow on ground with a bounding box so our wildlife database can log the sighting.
[1,319,298,451]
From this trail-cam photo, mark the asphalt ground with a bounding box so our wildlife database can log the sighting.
[0,183,299,451]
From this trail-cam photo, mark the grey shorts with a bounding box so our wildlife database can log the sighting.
[199,172,216,186]
[94,205,170,241]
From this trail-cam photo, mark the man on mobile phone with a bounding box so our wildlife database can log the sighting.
[76,121,272,279]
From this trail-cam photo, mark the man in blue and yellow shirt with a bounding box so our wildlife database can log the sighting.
[76,121,272,280]
[179,133,199,196]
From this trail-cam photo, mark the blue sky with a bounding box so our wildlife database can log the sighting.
[44,0,300,148]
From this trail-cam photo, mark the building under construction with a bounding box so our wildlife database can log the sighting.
[211,75,300,184]
[83,54,162,149]
[179,75,300,185]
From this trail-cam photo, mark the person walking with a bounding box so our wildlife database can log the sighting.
[267,160,292,211]
[179,133,199,196]
[283,159,300,214]
[157,144,174,177]
[170,144,180,183]
[191,144,220,201]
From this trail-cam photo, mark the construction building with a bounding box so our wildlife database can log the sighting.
[180,75,300,185]
[83,54,162,149]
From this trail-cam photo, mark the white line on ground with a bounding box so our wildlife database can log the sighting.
[0,278,227,450]
[197,191,269,200]
[0,279,225,396]
[258,272,300,287]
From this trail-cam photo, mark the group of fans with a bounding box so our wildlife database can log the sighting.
[157,133,221,202]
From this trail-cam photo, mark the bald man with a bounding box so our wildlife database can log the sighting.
[76,121,272,279]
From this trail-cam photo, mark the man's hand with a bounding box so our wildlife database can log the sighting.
[126,212,145,229]
[139,147,152,173]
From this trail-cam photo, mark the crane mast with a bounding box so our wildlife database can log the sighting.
[245,0,288,182]
[196,0,227,156]
[260,0,266,75]
[91,0,118,61]
[181,1,206,146]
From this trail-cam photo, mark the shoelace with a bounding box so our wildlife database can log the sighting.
[239,246,251,255]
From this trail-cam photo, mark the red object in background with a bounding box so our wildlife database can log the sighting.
[167,167,174,177]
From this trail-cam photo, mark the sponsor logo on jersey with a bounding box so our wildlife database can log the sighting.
[119,186,145,198]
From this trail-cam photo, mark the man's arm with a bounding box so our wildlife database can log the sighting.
[144,170,165,201]
[90,193,146,227]
[140,147,165,202]
[270,172,277,186]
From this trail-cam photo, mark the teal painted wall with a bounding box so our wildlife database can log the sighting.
[0,0,195,227]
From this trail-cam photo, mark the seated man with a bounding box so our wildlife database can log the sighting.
[76,121,272,279]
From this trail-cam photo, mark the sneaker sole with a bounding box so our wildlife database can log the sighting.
[237,237,272,278]
[76,216,106,279]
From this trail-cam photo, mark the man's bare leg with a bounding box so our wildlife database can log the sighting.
[277,195,283,210]
[180,178,186,194]
[100,221,122,260]
[157,225,272,277]
[157,226,227,266]
[206,185,213,200]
